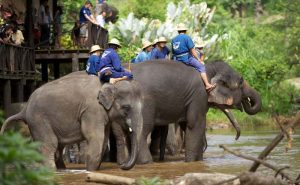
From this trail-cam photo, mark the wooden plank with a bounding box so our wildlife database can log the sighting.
[4,80,11,117]
[72,54,79,72]
[35,53,89,60]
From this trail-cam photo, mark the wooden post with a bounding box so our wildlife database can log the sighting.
[4,80,11,117]
[53,63,60,79]
[41,62,48,82]
[72,54,79,72]
[16,80,24,102]
[25,0,34,47]
[9,46,15,72]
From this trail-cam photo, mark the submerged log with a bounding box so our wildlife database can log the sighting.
[86,172,135,185]
[171,173,239,185]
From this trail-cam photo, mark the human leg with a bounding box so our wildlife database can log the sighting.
[187,57,216,91]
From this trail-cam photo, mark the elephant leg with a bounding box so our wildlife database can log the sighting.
[29,122,58,170]
[81,115,107,171]
[159,125,168,161]
[150,127,160,155]
[55,144,66,169]
[166,124,177,156]
[111,123,127,165]
[185,107,206,162]
[137,123,154,164]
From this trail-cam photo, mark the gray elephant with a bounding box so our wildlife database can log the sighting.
[129,60,261,164]
[1,71,143,171]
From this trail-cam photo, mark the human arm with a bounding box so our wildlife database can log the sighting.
[190,48,203,63]
[84,13,98,25]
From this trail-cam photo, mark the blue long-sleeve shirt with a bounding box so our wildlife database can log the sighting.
[86,55,101,75]
[100,48,124,72]
[134,51,151,63]
[150,46,170,59]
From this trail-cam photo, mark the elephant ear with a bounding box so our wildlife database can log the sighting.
[98,84,116,110]
[208,75,234,105]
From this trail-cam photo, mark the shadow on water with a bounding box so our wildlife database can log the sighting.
[57,127,300,184]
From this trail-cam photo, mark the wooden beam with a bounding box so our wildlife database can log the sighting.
[4,80,11,117]
[72,54,79,72]
[41,62,48,82]
[25,0,34,47]
[53,63,60,79]
[16,80,24,102]
[35,53,89,60]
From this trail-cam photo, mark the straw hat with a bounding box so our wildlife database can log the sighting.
[157,36,167,43]
[195,38,206,48]
[142,40,152,50]
[176,23,188,31]
[152,38,158,45]
[108,38,122,47]
[90,45,103,53]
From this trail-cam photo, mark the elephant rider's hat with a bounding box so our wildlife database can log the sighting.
[157,36,167,43]
[108,38,122,48]
[142,40,152,50]
[195,38,206,48]
[176,23,188,31]
[152,38,158,46]
[89,45,103,53]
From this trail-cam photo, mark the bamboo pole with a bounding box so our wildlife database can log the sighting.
[86,172,136,185]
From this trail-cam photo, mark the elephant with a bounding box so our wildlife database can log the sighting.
[128,60,261,164]
[1,71,143,171]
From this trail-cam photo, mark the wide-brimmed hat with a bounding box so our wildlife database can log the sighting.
[176,23,188,31]
[142,40,152,50]
[195,38,206,48]
[157,36,167,43]
[152,38,158,45]
[108,38,121,47]
[90,45,103,53]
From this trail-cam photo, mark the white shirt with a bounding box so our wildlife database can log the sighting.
[96,15,105,27]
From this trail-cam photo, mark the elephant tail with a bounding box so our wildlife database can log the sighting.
[1,109,26,135]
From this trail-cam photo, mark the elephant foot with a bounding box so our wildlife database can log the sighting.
[185,150,203,162]
[137,150,153,164]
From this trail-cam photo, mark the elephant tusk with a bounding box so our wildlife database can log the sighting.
[129,127,133,133]
[223,109,241,140]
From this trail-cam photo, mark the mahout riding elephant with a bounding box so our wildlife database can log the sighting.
[129,60,261,164]
[1,71,143,171]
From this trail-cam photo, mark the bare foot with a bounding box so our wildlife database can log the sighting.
[109,78,118,84]
[206,83,216,93]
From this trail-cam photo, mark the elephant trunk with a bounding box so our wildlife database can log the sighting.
[120,108,142,170]
[242,83,262,115]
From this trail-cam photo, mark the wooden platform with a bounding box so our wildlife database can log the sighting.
[35,49,90,60]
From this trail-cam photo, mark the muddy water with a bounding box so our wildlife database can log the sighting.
[57,127,300,184]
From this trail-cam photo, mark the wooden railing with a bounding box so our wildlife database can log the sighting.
[0,44,36,79]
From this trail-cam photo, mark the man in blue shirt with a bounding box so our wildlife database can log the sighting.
[86,45,103,76]
[135,40,153,63]
[99,38,133,84]
[79,1,98,47]
[171,23,216,92]
[150,37,170,60]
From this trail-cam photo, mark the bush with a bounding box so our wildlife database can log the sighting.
[0,132,56,185]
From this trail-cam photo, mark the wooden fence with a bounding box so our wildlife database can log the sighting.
[0,44,36,79]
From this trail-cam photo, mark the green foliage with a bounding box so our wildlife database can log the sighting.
[136,177,168,185]
[118,45,139,63]
[0,132,56,185]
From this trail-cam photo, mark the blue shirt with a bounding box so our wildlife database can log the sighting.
[86,55,101,75]
[100,48,124,72]
[134,51,150,63]
[150,47,170,59]
[79,6,91,24]
[171,34,194,62]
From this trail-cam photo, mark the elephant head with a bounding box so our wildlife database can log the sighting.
[206,61,262,139]
[98,81,143,170]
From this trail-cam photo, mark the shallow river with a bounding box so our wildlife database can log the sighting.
[57,127,300,184]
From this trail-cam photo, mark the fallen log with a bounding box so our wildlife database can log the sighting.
[171,173,239,185]
[86,172,136,185]
[219,145,293,182]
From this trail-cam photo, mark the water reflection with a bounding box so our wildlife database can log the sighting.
[57,128,300,184]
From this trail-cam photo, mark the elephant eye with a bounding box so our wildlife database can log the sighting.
[122,105,131,112]
[239,77,244,86]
